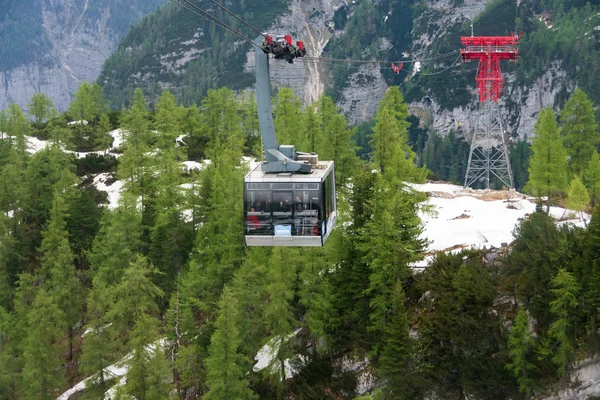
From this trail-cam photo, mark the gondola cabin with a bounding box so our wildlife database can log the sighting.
[244,160,336,247]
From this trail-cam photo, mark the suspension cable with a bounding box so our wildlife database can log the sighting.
[206,0,266,38]
[169,0,264,49]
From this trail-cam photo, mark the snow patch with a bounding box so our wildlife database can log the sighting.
[108,129,123,149]
[413,61,422,77]
[411,182,589,264]
[254,328,304,379]
[92,173,123,209]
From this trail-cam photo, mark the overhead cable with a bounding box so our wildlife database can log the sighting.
[169,0,264,49]
[206,0,266,38]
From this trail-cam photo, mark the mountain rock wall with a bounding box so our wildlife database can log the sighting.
[0,0,165,112]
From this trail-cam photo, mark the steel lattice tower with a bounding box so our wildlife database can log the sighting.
[461,34,520,189]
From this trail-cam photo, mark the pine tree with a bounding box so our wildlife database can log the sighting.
[274,88,305,149]
[89,194,143,285]
[506,308,536,395]
[121,314,171,400]
[526,107,568,213]
[370,87,425,183]
[566,176,590,220]
[118,89,153,202]
[39,193,83,361]
[377,282,413,398]
[107,255,164,342]
[154,90,184,211]
[560,88,599,176]
[205,286,256,400]
[360,176,425,333]
[80,280,117,399]
[583,152,600,207]
[27,93,57,126]
[547,269,580,376]
[313,95,360,187]
[264,248,297,390]
[0,215,14,308]
[21,289,66,400]
[95,113,113,151]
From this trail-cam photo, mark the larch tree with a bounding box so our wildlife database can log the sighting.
[95,113,113,152]
[560,88,599,176]
[27,93,57,126]
[204,286,256,400]
[264,247,298,392]
[583,151,600,207]
[118,88,153,203]
[89,194,143,286]
[359,175,425,334]
[506,308,537,395]
[377,282,413,398]
[21,289,66,400]
[273,88,305,150]
[40,193,82,362]
[547,269,580,376]
[566,176,590,221]
[370,87,425,183]
[526,107,568,213]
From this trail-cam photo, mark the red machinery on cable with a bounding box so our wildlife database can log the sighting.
[460,34,521,102]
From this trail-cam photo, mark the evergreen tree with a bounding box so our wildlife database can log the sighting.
[89,195,143,285]
[264,248,297,391]
[583,151,600,207]
[239,90,261,157]
[560,88,599,176]
[47,115,72,148]
[38,193,83,362]
[506,308,537,395]
[377,282,413,398]
[95,113,113,151]
[0,215,14,308]
[526,107,568,213]
[21,289,66,400]
[566,176,590,220]
[370,87,425,182]
[27,93,57,126]
[118,89,152,202]
[80,280,117,399]
[121,314,171,400]
[313,95,359,188]
[547,269,580,376]
[360,175,425,334]
[504,211,563,331]
[107,255,163,343]
[154,90,184,211]
[205,286,256,400]
[274,88,305,150]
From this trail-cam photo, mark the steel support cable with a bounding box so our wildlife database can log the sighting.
[169,0,264,49]
[300,54,462,75]
[302,49,459,65]
[206,0,266,38]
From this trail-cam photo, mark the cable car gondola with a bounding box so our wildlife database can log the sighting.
[244,35,337,247]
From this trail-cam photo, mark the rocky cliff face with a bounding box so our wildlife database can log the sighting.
[0,0,166,112]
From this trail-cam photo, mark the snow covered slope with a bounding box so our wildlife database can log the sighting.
[412,182,588,267]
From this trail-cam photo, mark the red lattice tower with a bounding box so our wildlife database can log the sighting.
[460,34,520,102]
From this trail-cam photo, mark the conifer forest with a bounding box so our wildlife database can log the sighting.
[0,75,598,399]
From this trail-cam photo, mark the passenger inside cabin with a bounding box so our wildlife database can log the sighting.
[295,195,305,211]
[278,198,292,212]
[251,200,264,213]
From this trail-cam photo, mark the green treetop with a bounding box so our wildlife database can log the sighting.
[27,93,57,126]
[526,107,568,213]
[506,308,537,395]
[560,88,599,176]
[370,87,425,182]
[547,269,580,376]
[205,286,256,400]
[566,176,590,220]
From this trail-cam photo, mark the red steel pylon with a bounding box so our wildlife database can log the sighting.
[460,34,520,102]
[460,34,521,189]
